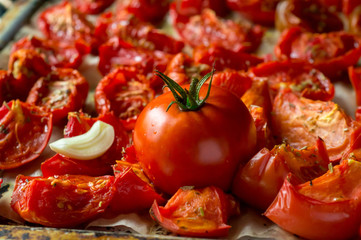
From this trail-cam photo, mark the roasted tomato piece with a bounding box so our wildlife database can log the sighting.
[151,186,240,238]
[173,0,229,17]
[11,174,115,227]
[349,66,361,106]
[41,153,114,177]
[271,89,355,162]
[210,70,252,98]
[0,100,52,169]
[11,36,86,69]
[275,27,361,78]
[98,37,173,77]
[0,70,14,103]
[116,0,169,23]
[275,0,344,33]
[232,138,329,210]
[250,60,334,101]
[38,1,95,53]
[265,160,361,240]
[95,12,184,54]
[193,45,263,71]
[105,161,165,215]
[170,6,264,53]
[349,5,361,35]
[95,68,155,131]
[8,49,51,101]
[26,68,89,125]
[227,0,281,26]
[71,0,114,14]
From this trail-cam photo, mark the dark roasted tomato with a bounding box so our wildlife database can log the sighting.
[170,5,264,53]
[98,37,173,77]
[265,160,361,240]
[116,0,169,23]
[0,70,14,103]
[71,0,114,14]
[11,36,86,69]
[11,174,115,227]
[193,45,264,72]
[42,112,129,176]
[38,1,96,53]
[95,68,155,131]
[8,49,51,101]
[105,161,165,215]
[250,60,335,101]
[95,12,184,54]
[227,0,281,26]
[275,27,361,78]
[26,68,89,124]
[0,100,52,169]
[151,186,240,238]
[173,0,229,17]
[232,138,329,210]
[271,89,356,162]
[275,0,344,33]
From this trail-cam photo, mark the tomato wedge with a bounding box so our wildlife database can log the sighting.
[0,100,52,169]
[11,174,115,227]
[150,186,239,238]
[265,160,361,240]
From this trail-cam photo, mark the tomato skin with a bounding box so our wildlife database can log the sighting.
[150,186,239,238]
[227,0,281,26]
[11,174,115,227]
[0,100,53,169]
[133,84,257,195]
[275,0,343,33]
[116,0,169,23]
[11,36,85,69]
[26,68,89,125]
[275,27,361,78]
[106,161,165,215]
[265,160,361,240]
[72,0,114,14]
[173,0,229,17]
[95,67,155,131]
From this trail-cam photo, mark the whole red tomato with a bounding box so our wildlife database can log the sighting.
[133,71,257,195]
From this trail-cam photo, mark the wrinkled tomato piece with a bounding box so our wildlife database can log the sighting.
[193,45,263,72]
[250,60,335,101]
[232,138,329,210]
[42,112,129,176]
[0,70,13,103]
[275,0,344,33]
[71,0,114,14]
[210,70,252,98]
[0,100,52,169]
[98,37,173,77]
[11,36,86,69]
[227,0,281,26]
[105,161,165,215]
[38,1,95,53]
[8,49,51,101]
[173,0,229,17]
[276,27,361,78]
[265,160,361,240]
[271,89,356,162]
[11,174,115,227]
[95,12,184,54]
[170,5,264,53]
[116,0,169,23]
[151,186,240,238]
[26,68,89,125]
[95,68,155,131]
[349,66,361,106]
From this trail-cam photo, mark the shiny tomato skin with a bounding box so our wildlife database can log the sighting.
[72,0,114,14]
[0,100,53,169]
[133,84,257,195]
[265,160,361,240]
[11,174,115,227]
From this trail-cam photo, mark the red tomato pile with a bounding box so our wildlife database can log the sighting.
[2,0,361,239]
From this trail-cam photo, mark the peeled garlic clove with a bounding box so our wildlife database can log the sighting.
[49,120,115,160]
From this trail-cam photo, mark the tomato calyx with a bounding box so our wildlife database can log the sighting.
[155,69,215,111]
